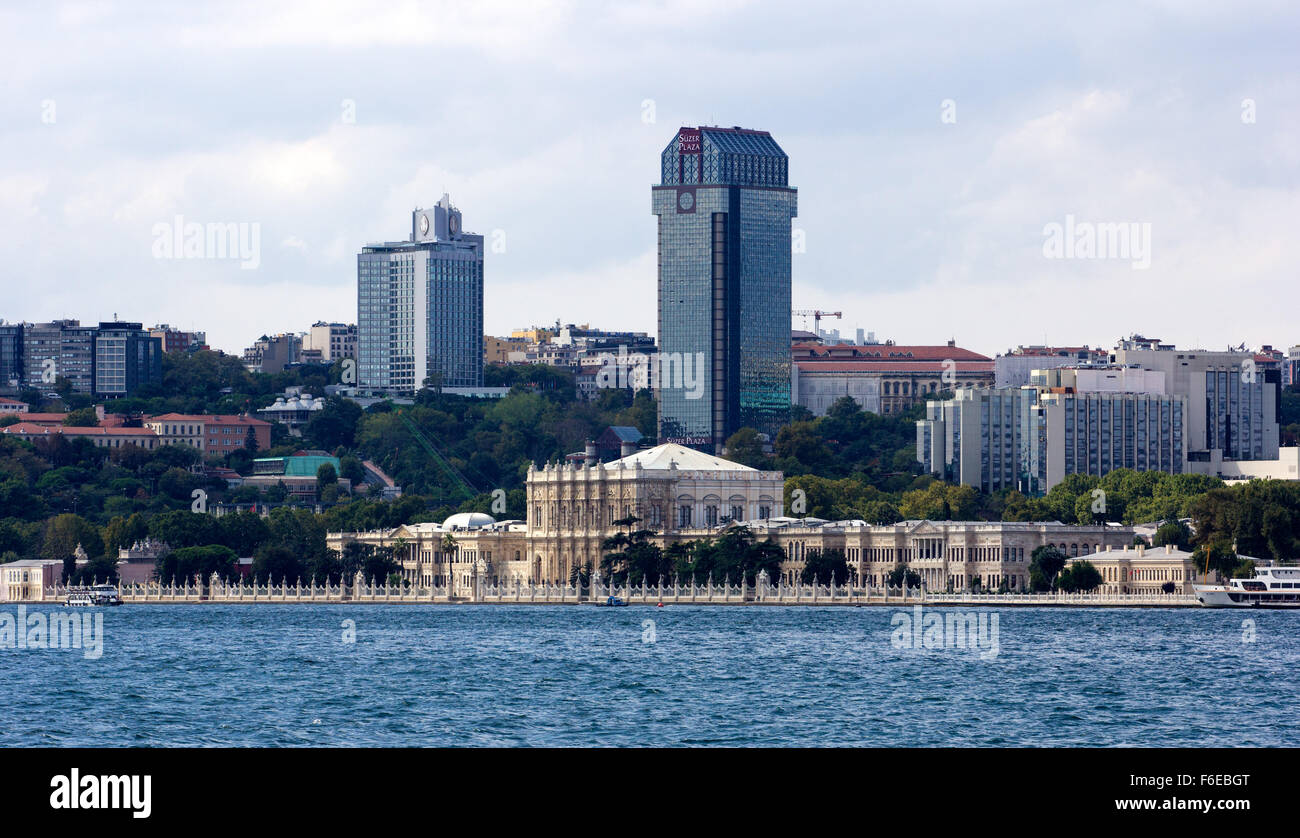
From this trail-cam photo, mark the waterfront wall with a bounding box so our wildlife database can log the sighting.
[28,573,1198,607]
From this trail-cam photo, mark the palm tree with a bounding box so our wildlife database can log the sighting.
[440,532,458,594]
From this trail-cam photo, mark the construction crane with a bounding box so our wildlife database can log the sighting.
[792,309,843,333]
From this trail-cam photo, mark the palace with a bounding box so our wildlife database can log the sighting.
[326,442,1202,597]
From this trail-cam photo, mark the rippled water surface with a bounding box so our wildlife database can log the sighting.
[4,604,1297,746]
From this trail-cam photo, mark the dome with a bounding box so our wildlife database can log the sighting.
[442,512,496,530]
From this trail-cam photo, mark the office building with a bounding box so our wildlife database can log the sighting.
[304,322,357,362]
[793,340,994,416]
[653,126,797,450]
[22,320,96,394]
[0,323,23,392]
[93,321,163,398]
[358,194,484,393]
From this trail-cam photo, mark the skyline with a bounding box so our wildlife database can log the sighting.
[3,1,1298,358]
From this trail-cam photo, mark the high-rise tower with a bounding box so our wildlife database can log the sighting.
[653,126,796,451]
[357,194,484,393]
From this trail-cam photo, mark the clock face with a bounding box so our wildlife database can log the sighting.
[678,191,695,211]
[449,215,459,234]
[419,214,430,235]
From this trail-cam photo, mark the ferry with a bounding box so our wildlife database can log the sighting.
[1194,564,1300,608]
[64,584,123,607]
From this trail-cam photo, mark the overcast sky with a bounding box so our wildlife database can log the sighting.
[2,0,1297,358]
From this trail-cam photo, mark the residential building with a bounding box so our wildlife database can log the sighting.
[994,345,1109,389]
[653,125,797,450]
[242,334,301,373]
[304,322,357,361]
[0,398,28,414]
[484,336,527,365]
[0,422,163,450]
[1110,337,1280,464]
[357,193,484,393]
[149,324,207,354]
[144,414,271,453]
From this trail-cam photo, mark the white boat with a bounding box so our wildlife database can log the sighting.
[64,584,123,607]
[1194,563,1300,608]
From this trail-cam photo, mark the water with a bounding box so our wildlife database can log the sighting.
[3,604,1297,747]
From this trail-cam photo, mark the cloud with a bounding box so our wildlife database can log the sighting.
[0,0,1297,357]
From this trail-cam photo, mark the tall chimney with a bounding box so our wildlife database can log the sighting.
[585,441,597,467]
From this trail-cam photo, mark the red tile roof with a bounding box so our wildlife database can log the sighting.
[1,423,158,437]
[148,413,269,426]
[792,343,992,362]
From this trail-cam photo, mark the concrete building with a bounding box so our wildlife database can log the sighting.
[653,126,797,450]
[358,194,484,393]
[921,337,1282,494]
[304,322,357,362]
[0,422,163,450]
[93,321,164,398]
[144,414,271,453]
[793,341,994,416]
[149,324,207,354]
[1066,543,1198,595]
[242,334,301,374]
[0,323,23,393]
[22,320,98,395]
[484,335,527,365]
[0,559,64,602]
[994,345,1109,389]
[0,398,29,414]
[1111,336,1280,464]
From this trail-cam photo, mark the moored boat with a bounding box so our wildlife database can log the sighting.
[64,584,123,607]
[1194,563,1300,608]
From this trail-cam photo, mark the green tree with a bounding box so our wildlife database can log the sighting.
[1028,545,1067,592]
[1056,559,1102,593]
[63,407,100,427]
[801,548,850,585]
[723,427,769,469]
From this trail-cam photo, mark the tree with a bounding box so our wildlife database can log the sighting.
[1153,519,1191,551]
[316,462,338,491]
[42,513,103,563]
[157,544,238,584]
[440,532,458,588]
[723,427,768,469]
[885,564,922,589]
[340,455,366,486]
[251,545,303,584]
[63,407,100,427]
[801,548,850,585]
[1028,545,1067,592]
[1056,560,1102,593]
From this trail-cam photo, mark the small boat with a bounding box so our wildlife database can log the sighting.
[594,596,629,607]
[65,585,123,607]
[1194,563,1300,608]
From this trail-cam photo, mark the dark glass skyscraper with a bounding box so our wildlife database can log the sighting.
[653,126,796,451]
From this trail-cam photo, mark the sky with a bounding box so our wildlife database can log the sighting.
[1,0,1297,359]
